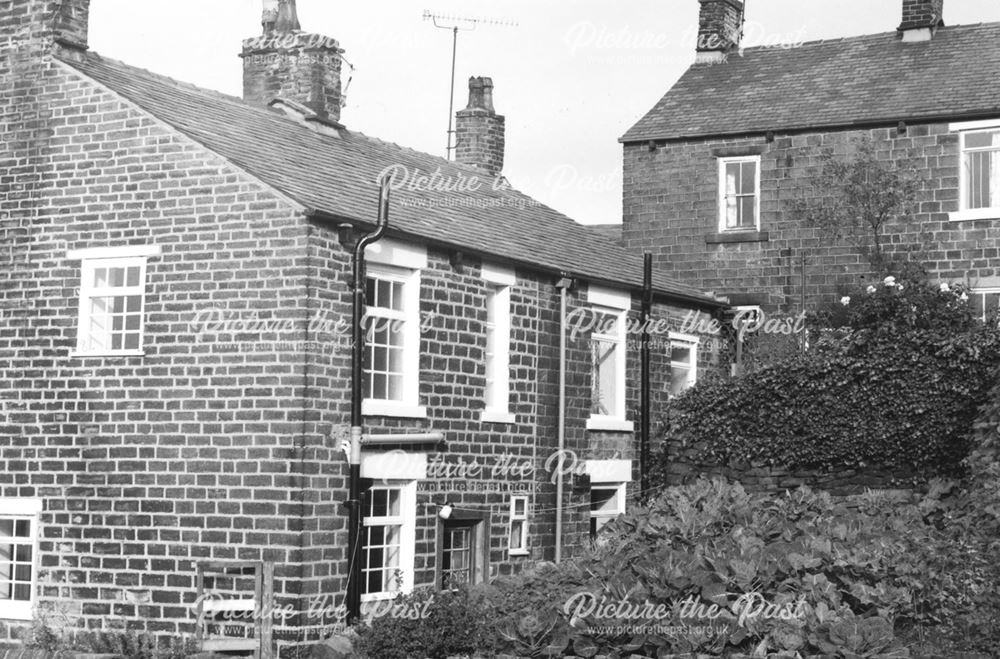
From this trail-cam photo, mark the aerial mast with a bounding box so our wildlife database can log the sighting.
[422,10,518,159]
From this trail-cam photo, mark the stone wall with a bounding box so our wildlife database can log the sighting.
[661,441,920,497]
[622,122,1000,312]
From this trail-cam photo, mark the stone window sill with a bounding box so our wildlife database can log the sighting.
[362,400,428,419]
[949,209,1000,222]
[69,349,145,358]
[480,410,516,425]
[705,231,769,244]
[586,417,635,433]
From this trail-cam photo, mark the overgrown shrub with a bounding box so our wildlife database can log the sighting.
[909,362,1000,654]
[656,275,1000,477]
[353,585,496,659]
[353,473,1000,657]
[812,270,976,336]
[24,621,197,659]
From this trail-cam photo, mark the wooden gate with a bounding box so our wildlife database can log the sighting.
[195,561,274,659]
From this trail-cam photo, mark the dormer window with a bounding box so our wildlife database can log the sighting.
[718,156,760,232]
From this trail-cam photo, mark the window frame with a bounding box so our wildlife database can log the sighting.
[668,331,699,398]
[0,499,42,621]
[361,263,425,419]
[67,245,160,358]
[436,516,487,590]
[950,118,1000,221]
[970,287,1000,324]
[360,480,416,603]
[717,155,762,232]
[508,495,529,556]
[586,286,633,432]
[589,483,626,540]
[481,264,516,424]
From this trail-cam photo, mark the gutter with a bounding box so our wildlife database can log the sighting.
[639,254,652,497]
[345,176,391,623]
[304,210,726,312]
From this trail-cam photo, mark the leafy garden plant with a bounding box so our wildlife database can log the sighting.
[790,137,926,273]
[24,622,197,659]
[656,273,1000,478]
[353,474,1000,657]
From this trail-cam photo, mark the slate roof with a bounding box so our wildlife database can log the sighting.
[622,23,1000,143]
[57,51,722,308]
[585,224,624,245]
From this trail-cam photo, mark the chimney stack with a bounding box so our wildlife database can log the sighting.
[52,0,90,51]
[455,77,505,177]
[695,0,744,64]
[241,0,345,122]
[898,0,944,42]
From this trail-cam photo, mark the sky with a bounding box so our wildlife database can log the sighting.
[88,0,1000,226]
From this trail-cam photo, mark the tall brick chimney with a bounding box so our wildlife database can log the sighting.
[455,77,505,177]
[695,0,744,64]
[1,0,90,54]
[51,0,90,50]
[898,0,944,42]
[241,0,345,122]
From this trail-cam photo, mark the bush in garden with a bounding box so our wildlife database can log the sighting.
[352,585,496,659]
[354,476,1000,657]
[909,363,1000,654]
[654,273,1000,478]
[23,612,197,659]
[812,269,976,336]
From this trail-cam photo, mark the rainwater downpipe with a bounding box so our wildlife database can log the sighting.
[554,277,573,564]
[346,176,391,624]
[640,254,652,497]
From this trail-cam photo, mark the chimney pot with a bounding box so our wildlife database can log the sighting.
[275,0,301,33]
[455,77,505,177]
[696,0,744,63]
[262,0,278,35]
[466,77,495,113]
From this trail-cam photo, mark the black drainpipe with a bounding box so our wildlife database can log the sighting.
[639,253,652,497]
[346,176,391,623]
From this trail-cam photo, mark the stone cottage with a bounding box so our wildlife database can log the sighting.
[0,0,726,652]
[620,0,1000,317]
